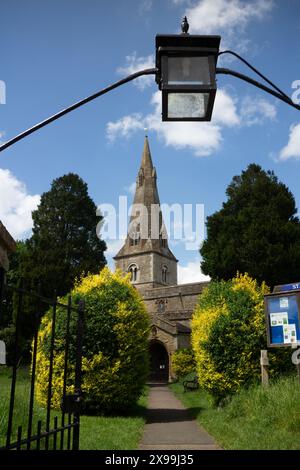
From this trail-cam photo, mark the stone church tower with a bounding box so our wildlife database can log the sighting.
[114,136,178,289]
[114,137,209,382]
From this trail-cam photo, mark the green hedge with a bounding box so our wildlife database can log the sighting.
[35,268,150,414]
[192,273,293,404]
[171,348,196,380]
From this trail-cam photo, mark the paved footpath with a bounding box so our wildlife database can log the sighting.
[139,384,221,450]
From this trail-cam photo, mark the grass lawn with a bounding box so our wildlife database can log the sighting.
[79,392,148,450]
[0,366,148,450]
[170,374,300,450]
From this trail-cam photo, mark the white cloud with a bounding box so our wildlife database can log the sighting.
[117,52,155,90]
[184,0,273,40]
[178,258,210,284]
[241,96,277,126]
[0,169,40,239]
[212,88,240,126]
[106,113,144,142]
[146,91,224,156]
[107,84,278,157]
[170,0,274,55]
[107,88,239,157]
[125,182,136,195]
[278,123,300,161]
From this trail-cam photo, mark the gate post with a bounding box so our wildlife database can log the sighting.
[72,299,85,451]
[260,349,269,386]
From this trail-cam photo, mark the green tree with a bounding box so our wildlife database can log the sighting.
[0,241,27,328]
[24,173,106,298]
[1,174,107,364]
[0,241,32,364]
[201,164,300,287]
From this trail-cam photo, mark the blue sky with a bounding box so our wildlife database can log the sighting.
[1,0,300,282]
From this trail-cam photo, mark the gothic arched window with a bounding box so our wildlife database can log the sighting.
[129,230,140,246]
[128,264,138,282]
[162,266,168,284]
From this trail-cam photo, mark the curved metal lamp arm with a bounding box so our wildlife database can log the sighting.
[216,67,300,111]
[218,50,291,101]
[0,68,158,153]
[1,63,299,154]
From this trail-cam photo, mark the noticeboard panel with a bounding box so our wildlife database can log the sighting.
[264,292,300,347]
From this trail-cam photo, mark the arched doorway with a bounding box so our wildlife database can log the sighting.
[149,341,169,382]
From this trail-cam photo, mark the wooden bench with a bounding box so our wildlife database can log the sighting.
[183,376,199,392]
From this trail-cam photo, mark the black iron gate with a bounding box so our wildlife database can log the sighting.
[0,278,85,450]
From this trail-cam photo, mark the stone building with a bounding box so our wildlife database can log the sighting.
[0,221,16,285]
[114,137,209,382]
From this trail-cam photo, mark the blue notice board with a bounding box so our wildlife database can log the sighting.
[265,293,300,347]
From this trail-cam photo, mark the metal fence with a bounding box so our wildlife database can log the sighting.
[0,278,84,450]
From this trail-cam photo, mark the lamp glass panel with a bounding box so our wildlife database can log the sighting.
[167,92,209,118]
[167,57,210,85]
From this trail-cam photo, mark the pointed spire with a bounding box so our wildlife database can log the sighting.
[140,135,154,175]
[114,136,178,268]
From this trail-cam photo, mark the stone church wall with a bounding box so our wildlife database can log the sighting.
[142,281,209,318]
[0,222,16,271]
[152,252,178,286]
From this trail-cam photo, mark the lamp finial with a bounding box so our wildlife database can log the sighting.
[181,16,189,34]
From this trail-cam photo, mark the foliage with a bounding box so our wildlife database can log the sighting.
[0,242,27,327]
[191,273,293,403]
[201,164,300,288]
[171,374,300,450]
[22,173,107,299]
[1,242,39,364]
[171,348,196,380]
[1,174,107,364]
[0,367,149,450]
[0,367,47,448]
[0,241,34,363]
[35,268,150,414]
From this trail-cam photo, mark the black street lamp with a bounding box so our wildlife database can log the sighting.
[155,17,220,121]
[0,17,299,153]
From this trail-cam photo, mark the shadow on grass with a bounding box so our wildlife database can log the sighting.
[81,386,149,419]
[81,401,147,419]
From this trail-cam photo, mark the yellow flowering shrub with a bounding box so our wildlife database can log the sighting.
[35,267,150,413]
[192,273,293,404]
[171,348,196,380]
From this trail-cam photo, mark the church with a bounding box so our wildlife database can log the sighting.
[114,137,209,382]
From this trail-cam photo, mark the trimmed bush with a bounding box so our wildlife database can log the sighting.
[192,273,293,404]
[35,268,150,414]
[171,348,196,380]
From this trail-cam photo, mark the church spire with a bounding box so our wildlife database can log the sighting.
[133,136,159,209]
[141,135,154,174]
[114,137,178,288]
